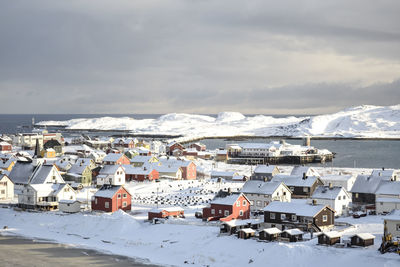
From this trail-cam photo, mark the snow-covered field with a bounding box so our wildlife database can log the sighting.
[0,207,399,267]
[37,105,400,139]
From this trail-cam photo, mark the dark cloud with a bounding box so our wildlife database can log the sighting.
[0,0,399,114]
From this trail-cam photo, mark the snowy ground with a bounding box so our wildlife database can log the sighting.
[37,105,400,139]
[0,208,399,267]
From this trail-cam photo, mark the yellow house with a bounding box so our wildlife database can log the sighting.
[135,140,150,150]
[41,148,56,158]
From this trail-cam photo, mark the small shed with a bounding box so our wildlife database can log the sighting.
[148,207,184,220]
[259,227,282,241]
[281,229,304,242]
[350,233,375,247]
[318,231,342,245]
[237,228,256,239]
[59,200,82,213]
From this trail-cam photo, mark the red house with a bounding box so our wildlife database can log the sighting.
[148,207,184,220]
[202,193,251,222]
[189,143,206,151]
[0,142,12,153]
[92,185,132,212]
[180,161,197,180]
[102,153,130,165]
[124,165,159,182]
[167,142,185,155]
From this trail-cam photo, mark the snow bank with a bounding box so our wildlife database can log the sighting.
[37,105,400,138]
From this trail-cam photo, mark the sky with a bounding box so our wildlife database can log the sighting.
[0,0,399,115]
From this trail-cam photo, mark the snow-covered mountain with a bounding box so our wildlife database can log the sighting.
[37,105,400,139]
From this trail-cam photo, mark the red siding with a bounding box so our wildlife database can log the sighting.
[92,187,132,212]
[148,210,184,220]
[182,162,197,180]
[202,195,250,221]
[126,170,159,182]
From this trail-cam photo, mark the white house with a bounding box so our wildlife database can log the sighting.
[18,183,76,210]
[0,174,14,200]
[241,181,291,211]
[371,168,399,181]
[59,200,82,213]
[383,210,400,239]
[251,165,280,181]
[96,165,125,186]
[375,181,400,214]
[308,185,351,216]
[320,174,356,191]
[291,166,320,178]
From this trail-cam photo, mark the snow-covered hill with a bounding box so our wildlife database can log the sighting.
[37,105,400,138]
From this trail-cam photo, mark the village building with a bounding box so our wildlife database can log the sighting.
[371,168,399,181]
[280,229,304,242]
[215,149,228,162]
[43,139,63,156]
[251,165,280,181]
[271,174,323,198]
[0,174,14,200]
[124,165,159,182]
[237,228,256,239]
[241,181,291,212]
[159,159,197,180]
[166,141,185,155]
[148,207,184,220]
[308,185,351,216]
[259,227,282,241]
[0,157,16,172]
[0,141,12,153]
[91,185,131,212]
[102,153,130,165]
[220,219,262,235]
[318,231,342,246]
[18,183,76,210]
[383,210,400,239]
[135,140,151,150]
[202,193,251,222]
[210,171,240,181]
[290,166,320,177]
[65,161,93,186]
[41,148,56,158]
[375,181,400,214]
[350,233,375,247]
[96,165,125,186]
[351,174,387,208]
[112,138,136,149]
[59,199,82,213]
[153,164,183,180]
[263,201,335,232]
[130,155,159,167]
[320,174,356,191]
[188,143,206,151]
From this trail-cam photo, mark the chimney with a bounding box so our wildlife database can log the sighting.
[329,183,333,190]
[382,167,385,171]
[312,199,317,205]
[227,188,232,195]
[302,173,307,180]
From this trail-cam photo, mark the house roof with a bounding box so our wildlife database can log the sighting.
[130,155,155,163]
[312,186,348,200]
[241,181,284,195]
[0,174,12,183]
[94,185,125,198]
[253,165,278,174]
[30,164,57,184]
[284,228,304,235]
[262,227,282,235]
[211,171,237,177]
[211,193,248,206]
[271,175,320,187]
[149,207,184,213]
[103,153,125,162]
[291,166,320,177]
[371,169,396,178]
[68,162,89,175]
[353,233,375,240]
[322,231,342,238]
[8,162,36,184]
[30,183,72,197]
[384,210,400,221]
[123,165,154,175]
[239,228,255,234]
[239,143,275,149]
[350,175,383,194]
[263,201,331,217]
[375,181,400,195]
[320,174,354,182]
[99,165,124,175]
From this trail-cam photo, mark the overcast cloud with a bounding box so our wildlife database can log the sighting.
[0,0,399,114]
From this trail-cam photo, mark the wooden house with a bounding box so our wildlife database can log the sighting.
[91,185,131,212]
[309,185,351,216]
[350,175,382,207]
[237,228,256,239]
[148,207,184,220]
[96,165,125,186]
[159,159,197,180]
[241,181,291,212]
[202,193,251,222]
[220,219,262,235]
[210,171,240,181]
[0,141,12,153]
[59,200,82,213]
[320,174,356,191]
[43,139,63,156]
[251,165,280,181]
[153,164,183,180]
[291,166,320,177]
[215,149,228,162]
[318,231,342,245]
[124,165,159,182]
[130,156,159,167]
[189,143,206,151]
[102,153,130,165]
[371,168,399,181]
[281,229,304,242]
[0,174,14,200]
[259,227,282,241]
[375,181,400,214]
[166,142,184,155]
[350,233,375,247]
[66,161,93,185]
[263,201,335,232]
[383,210,400,239]
[0,158,16,172]
[271,174,323,198]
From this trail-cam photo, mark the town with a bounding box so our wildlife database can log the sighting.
[0,129,399,266]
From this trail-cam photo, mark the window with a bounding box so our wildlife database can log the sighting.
[281,214,286,220]
[95,198,98,204]
[243,200,247,206]
[123,193,127,198]
[338,196,341,200]
[211,209,215,215]
[236,200,240,207]
[355,193,359,198]
[290,187,294,191]
[343,196,346,200]
[219,209,222,214]
[0,190,4,195]
[292,215,297,221]
[396,224,400,231]
[117,194,121,199]
[105,202,109,209]
[256,200,262,207]
[303,187,308,193]
[224,210,229,216]
[239,210,243,216]
[122,202,127,207]
[322,215,328,222]
[270,213,275,219]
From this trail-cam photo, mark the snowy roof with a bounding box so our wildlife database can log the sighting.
[0,158,15,168]
[291,166,320,177]
[8,162,36,184]
[159,158,193,168]
[384,210,400,221]
[68,162,89,175]
[123,165,153,175]
[94,185,124,198]
[30,164,56,184]
[239,228,255,234]
[353,233,375,240]
[241,181,283,195]
[320,174,354,182]
[149,207,184,213]
[350,175,383,194]
[376,198,400,203]
[263,201,329,217]
[284,229,304,235]
[375,181,400,195]
[271,175,319,187]
[239,143,275,149]
[99,165,124,175]
[154,164,181,174]
[253,165,278,174]
[211,193,245,205]
[322,231,342,238]
[216,150,227,155]
[30,183,71,197]
[312,186,347,200]
[130,156,155,163]
[262,227,282,235]
[211,171,237,177]
[371,169,396,178]
[103,153,125,162]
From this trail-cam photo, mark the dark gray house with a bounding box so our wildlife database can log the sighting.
[271,174,323,198]
[251,165,280,181]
